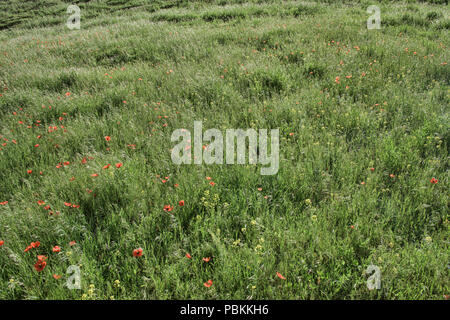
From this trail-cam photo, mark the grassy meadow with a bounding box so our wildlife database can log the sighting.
[0,0,449,300]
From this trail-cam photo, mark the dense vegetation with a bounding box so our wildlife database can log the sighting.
[0,0,448,299]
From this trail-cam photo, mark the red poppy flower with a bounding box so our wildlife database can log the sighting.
[178,200,185,206]
[64,202,72,207]
[209,182,215,186]
[104,136,111,142]
[206,177,212,180]
[34,260,47,272]
[37,255,47,262]
[91,173,99,177]
[0,240,4,246]
[185,253,192,259]
[34,144,39,148]
[31,241,40,248]
[53,246,61,253]
[103,164,111,169]
[430,178,438,184]
[163,205,173,212]
[202,257,211,263]
[204,280,213,288]
[276,272,286,280]
[133,248,143,257]
[69,241,76,246]
[53,274,61,280]
[37,200,45,205]
[115,163,123,168]
[81,157,87,164]
[0,201,8,205]
[370,167,375,172]
[27,169,32,174]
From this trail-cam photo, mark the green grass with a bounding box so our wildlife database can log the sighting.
[0,0,448,300]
